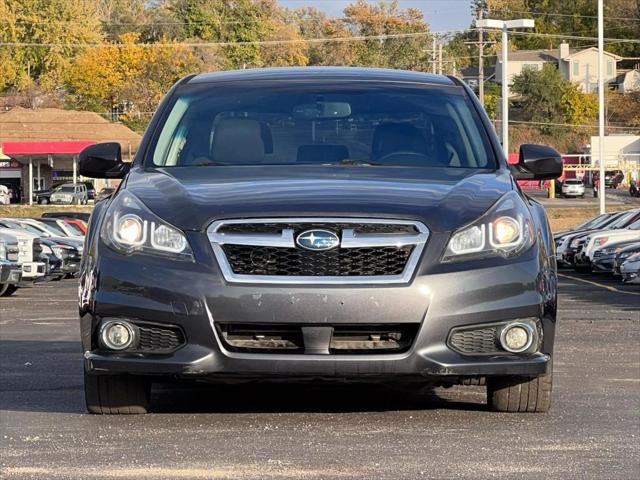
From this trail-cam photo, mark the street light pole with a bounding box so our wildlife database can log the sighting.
[501,24,509,158]
[597,0,606,214]
[476,18,535,158]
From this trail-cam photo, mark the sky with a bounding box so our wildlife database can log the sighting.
[279,0,474,33]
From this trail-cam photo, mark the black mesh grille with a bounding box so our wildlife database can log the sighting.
[222,245,413,276]
[449,326,500,354]
[137,325,185,352]
[217,222,418,235]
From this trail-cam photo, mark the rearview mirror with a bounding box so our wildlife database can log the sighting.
[79,142,130,179]
[292,102,351,120]
[511,144,562,181]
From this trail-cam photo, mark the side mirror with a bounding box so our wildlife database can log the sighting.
[79,142,130,179]
[511,144,563,181]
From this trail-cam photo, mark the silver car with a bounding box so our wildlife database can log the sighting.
[50,183,89,205]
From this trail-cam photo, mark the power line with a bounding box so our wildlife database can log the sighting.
[490,8,640,22]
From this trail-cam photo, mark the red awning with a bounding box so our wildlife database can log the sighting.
[1,141,95,155]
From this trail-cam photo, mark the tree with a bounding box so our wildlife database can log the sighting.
[0,0,103,91]
[65,32,202,117]
[511,63,597,131]
[343,0,431,70]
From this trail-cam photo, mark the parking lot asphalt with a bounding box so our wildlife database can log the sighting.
[1,275,639,480]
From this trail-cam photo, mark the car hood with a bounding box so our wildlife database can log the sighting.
[124,166,514,232]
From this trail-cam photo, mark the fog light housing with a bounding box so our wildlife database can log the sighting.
[100,320,135,350]
[500,322,534,353]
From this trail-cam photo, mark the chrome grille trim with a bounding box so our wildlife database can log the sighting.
[207,217,429,284]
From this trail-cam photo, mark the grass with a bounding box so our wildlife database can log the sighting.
[0,204,93,218]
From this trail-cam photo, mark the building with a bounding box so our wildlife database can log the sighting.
[0,107,141,203]
[494,43,622,94]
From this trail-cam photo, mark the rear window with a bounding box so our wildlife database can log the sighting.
[564,179,583,185]
[150,82,495,169]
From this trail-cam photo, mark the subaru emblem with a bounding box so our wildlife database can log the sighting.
[296,229,340,251]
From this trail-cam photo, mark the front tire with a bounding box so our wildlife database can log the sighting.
[1,284,18,296]
[84,372,150,414]
[487,367,553,413]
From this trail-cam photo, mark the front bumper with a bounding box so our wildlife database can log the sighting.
[82,246,556,380]
[21,261,47,280]
[1,262,21,284]
[621,260,640,284]
[592,255,615,273]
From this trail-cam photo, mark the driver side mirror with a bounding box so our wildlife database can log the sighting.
[79,142,130,179]
[511,144,563,181]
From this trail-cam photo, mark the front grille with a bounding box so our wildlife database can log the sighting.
[216,323,419,355]
[222,245,413,276]
[208,218,429,284]
[449,325,500,354]
[136,324,185,352]
[218,222,418,235]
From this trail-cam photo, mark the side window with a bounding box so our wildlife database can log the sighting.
[572,60,580,76]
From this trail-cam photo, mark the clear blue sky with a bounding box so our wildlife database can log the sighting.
[279,0,474,33]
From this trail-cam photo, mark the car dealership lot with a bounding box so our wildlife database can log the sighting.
[1,277,639,480]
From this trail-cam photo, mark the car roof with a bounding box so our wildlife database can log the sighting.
[189,67,456,87]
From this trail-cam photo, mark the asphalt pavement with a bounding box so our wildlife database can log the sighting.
[1,274,639,480]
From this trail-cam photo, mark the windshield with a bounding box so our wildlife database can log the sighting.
[151,83,495,169]
[4,221,45,236]
[64,222,85,236]
[41,221,67,236]
[610,211,638,228]
[565,179,582,184]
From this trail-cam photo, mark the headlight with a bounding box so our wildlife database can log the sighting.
[0,242,7,260]
[41,245,53,255]
[593,237,608,248]
[101,191,193,260]
[52,245,73,259]
[443,191,535,262]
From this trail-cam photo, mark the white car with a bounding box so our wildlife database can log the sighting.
[561,179,585,198]
[582,219,640,261]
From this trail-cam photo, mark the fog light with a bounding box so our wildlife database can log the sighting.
[100,321,134,350]
[500,322,534,353]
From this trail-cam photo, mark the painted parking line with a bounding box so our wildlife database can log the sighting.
[558,272,640,296]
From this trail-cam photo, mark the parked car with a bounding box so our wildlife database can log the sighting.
[620,252,640,284]
[575,214,640,270]
[95,187,116,202]
[0,240,23,296]
[35,217,86,237]
[556,211,629,266]
[33,183,64,205]
[591,239,640,273]
[63,218,88,235]
[42,211,91,223]
[560,178,585,198]
[0,229,47,281]
[613,242,640,276]
[77,68,563,414]
[83,181,96,200]
[604,170,623,189]
[41,238,82,278]
[49,183,89,205]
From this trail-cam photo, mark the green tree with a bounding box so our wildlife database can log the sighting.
[511,63,597,130]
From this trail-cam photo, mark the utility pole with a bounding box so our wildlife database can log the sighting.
[477,10,485,105]
[431,38,436,74]
[465,11,495,106]
[438,43,443,75]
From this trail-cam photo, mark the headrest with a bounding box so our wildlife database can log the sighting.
[297,145,349,164]
[371,122,429,161]
[211,118,265,164]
